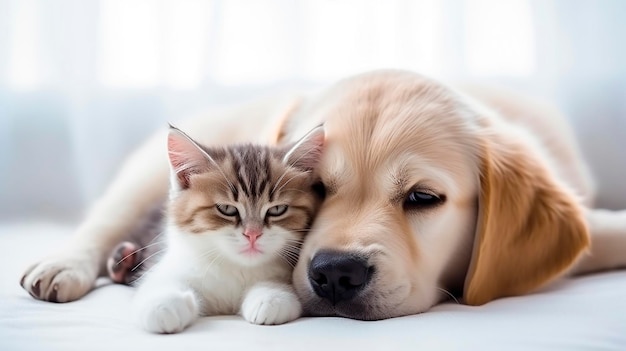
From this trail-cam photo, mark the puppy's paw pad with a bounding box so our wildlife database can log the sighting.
[135,291,199,334]
[241,286,301,325]
[20,256,97,303]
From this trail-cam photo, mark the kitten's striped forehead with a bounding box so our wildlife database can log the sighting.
[227,145,280,200]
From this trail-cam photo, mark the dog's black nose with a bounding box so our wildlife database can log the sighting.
[308,251,373,305]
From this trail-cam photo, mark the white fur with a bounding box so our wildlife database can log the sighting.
[240,282,302,325]
[133,223,299,333]
[134,289,199,334]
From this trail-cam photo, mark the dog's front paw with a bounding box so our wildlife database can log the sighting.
[20,254,98,303]
[241,283,302,325]
[135,290,199,334]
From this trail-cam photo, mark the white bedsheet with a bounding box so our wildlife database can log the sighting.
[1,223,625,351]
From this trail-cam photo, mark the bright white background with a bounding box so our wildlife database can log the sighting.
[1,0,625,221]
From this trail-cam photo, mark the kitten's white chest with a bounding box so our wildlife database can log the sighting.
[188,257,291,315]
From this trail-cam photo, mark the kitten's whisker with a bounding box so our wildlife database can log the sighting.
[281,255,299,265]
[115,241,165,266]
[271,165,293,196]
[271,143,317,196]
[283,240,304,247]
[282,242,301,249]
[279,248,301,260]
[273,172,309,197]
[437,287,460,304]
[282,245,303,251]
[281,250,300,260]
[131,249,165,272]
[149,229,167,243]
[284,250,300,260]
[129,264,158,285]
[272,142,320,199]
[276,251,297,268]
[282,248,302,256]
[283,239,305,245]
[282,141,319,173]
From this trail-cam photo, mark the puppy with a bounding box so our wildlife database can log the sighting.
[288,71,626,319]
[21,71,626,321]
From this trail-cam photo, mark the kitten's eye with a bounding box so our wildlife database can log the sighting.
[403,191,445,210]
[266,205,288,217]
[216,204,238,216]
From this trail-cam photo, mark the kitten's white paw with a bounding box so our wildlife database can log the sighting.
[20,253,98,303]
[241,283,302,325]
[135,290,199,334]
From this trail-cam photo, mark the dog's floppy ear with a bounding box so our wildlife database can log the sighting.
[463,132,590,306]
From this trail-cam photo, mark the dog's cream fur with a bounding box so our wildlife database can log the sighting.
[21,71,626,320]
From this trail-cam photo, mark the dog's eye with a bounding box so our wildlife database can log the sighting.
[216,204,238,216]
[404,191,445,210]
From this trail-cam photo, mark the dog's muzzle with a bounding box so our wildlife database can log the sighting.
[307,250,373,305]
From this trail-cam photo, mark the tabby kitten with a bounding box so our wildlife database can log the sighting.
[122,125,324,333]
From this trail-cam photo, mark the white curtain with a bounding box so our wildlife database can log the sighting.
[1,0,625,221]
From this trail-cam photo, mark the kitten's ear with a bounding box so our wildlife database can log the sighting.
[167,125,210,189]
[283,125,325,171]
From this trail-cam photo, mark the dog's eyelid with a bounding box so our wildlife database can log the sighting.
[402,186,446,211]
[409,183,443,197]
[413,188,438,197]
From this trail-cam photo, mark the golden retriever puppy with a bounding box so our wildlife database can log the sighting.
[286,71,620,319]
[21,70,626,321]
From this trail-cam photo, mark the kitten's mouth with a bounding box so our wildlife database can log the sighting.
[240,247,263,255]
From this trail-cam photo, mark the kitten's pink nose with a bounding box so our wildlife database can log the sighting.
[243,229,263,245]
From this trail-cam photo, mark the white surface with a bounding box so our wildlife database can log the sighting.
[1,223,625,351]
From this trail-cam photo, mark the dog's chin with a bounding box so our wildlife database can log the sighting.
[301,298,381,320]
[298,291,414,321]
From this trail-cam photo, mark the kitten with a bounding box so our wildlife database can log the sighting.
[112,125,325,333]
